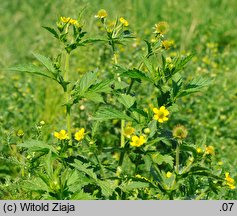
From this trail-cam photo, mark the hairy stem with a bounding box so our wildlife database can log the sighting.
[64,52,72,146]
[175,141,181,173]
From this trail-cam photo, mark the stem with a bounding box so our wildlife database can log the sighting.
[95,153,105,178]
[113,51,125,148]
[121,120,125,148]
[118,142,127,167]
[175,140,181,173]
[64,52,72,146]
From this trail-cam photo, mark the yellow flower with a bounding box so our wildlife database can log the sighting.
[54,130,69,140]
[75,128,85,141]
[61,16,70,23]
[153,106,169,123]
[130,135,146,147]
[196,147,202,153]
[166,171,172,178]
[60,16,79,27]
[162,40,174,50]
[119,17,129,26]
[225,172,236,190]
[205,146,215,155]
[154,21,169,35]
[124,126,135,138]
[95,9,108,19]
[172,125,188,140]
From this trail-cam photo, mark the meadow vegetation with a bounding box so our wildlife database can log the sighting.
[0,0,236,200]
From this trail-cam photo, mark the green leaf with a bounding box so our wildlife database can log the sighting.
[97,180,115,197]
[144,40,153,56]
[84,91,104,103]
[180,144,197,156]
[81,38,106,45]
[9,64,55,80]
[45,151,53,178]
[112,80,129,90]
[32,52,55,73]
[117,94,136,108]
[120,180,150,191]
[89,80,112,93]
[151,153,174,167]
[179,77,212,97]
[71,159,97,180]
[148,120,157,138]
[23,177,49,192]
[161,54,166,70]
[67,170,92,193]
[42,26,59,39]
[77,71,97,93]
[93,106,133,121]
[18,140,57,153]
[141,55,155,80]
[174,54,194,73]
[172,78,183,98]
[71,190,96,200]
[120,68,150,81]
[188,165,209,173]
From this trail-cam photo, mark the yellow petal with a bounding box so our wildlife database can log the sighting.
[153,108,159,114]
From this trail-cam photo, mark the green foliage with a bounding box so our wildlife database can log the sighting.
[1,0,236,200]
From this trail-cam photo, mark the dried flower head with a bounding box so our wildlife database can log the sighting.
[154,21,169,35]
[172,125,188,140]
[95,9,108,19]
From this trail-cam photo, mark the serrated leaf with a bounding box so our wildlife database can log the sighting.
[71,159,97,180]
[180,144,197,156]
[18,140,57,153]
[97,180,114,197]
[9,64,55,80]
[144,40,153,56]
[141,55,155,80]
[117,94,136,108]
[172,78,183,98]
[93,106,133,121]
[84,91,104,103]
[120,68,150,81]
[45,151,53,178]
[151,153,174,167]
[71,190,96,200]
[77,71,97,93]
[89,80,112,93]
[32,52,55,73]
[42,26,59,39]
[23,177,49,192]
[179,77,211,97]
[113,80,129,89]
[175,54,193,69]
[148,120,157,138]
